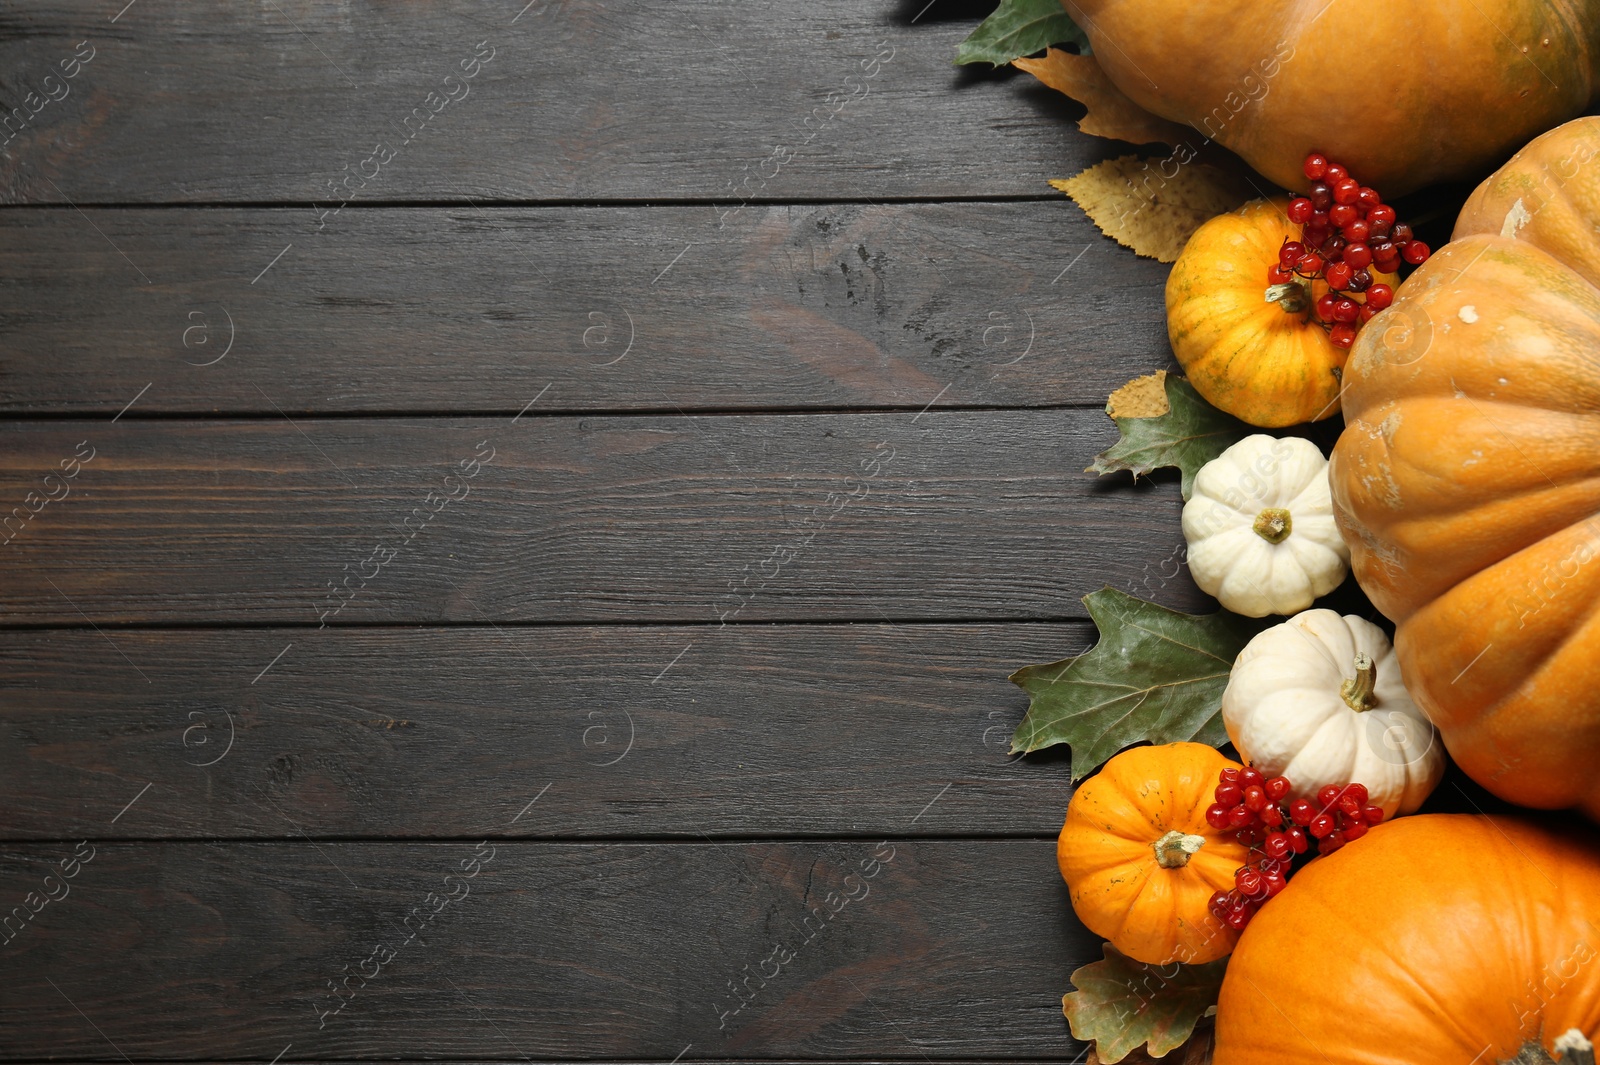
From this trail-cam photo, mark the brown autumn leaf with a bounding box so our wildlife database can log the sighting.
[1051,155,1253,263]
[1087,1026,1213,1064]
[1104,370,1170,420]
[1014,49,1190,147]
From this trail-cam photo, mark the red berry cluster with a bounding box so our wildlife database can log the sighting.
[1267,152,1432,349]
[1203,766,1385,930]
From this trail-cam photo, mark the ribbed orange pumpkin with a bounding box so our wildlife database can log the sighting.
[1060,0,1600,196]
[1214,814,1600,1064]
[1331,117,1600,818]
[1168,198,1395,427]
[1057,742,1249,965]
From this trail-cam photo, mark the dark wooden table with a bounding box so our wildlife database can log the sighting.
[0,4,1188,1062]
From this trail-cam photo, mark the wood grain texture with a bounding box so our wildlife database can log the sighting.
[0,203,1170,414]
[0,412,1204,625]
[0,623,1085,840]
[0,840,1091,1060]
[0,1,1125,205]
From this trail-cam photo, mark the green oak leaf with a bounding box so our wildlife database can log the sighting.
[1062,944,1227,1064]
[1009,587,1262,776]
[1088,375,1250,501]
[955,0,1089,66]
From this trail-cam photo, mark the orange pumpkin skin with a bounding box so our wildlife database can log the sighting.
[1214,815,1600,1064]
[1061,0,1600,196]
[1168,198,1395,427]
[1057,743,1250,965]
[1330,117,1600,817]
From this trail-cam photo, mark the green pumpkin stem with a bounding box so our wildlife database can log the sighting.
[1340,652,1378,712]
[1265,281,1311,315]
[1253,507,1293,544]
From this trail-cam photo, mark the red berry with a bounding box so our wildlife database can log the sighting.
[1279,240,1306,267]
[1296,252,1325,275]
[1289,799,1315,826]
[1236,867,1265,898]
[1226,907,1252,930]
[1329,203,1359,228]
[1215,782,1243,806]
[1324,261,1353,290]
[1209,889,1232,918]
[1286,826,1309,853]
[1332,297,1360,323]
[1368,204,1396,228]
[1260,803,1284,828]
[1374,254,1402,275]
[1347,268,1371,293]
[1364,284,1393,310]
[1309,210,1331,231]
[1228,805,1256,829]
[1268,265,1294,285]
[1308,182,1333,211]
[1287,197,1315,224]
[1330,323,1357,349]
[1391,222,1413,243]
[1342,219,1370,243]
[1240,767,1264,788]
[1359,304,1378,325]
[1315,292,1339,321]
[1206,803,1232,830]
[1309,813,1336,839]
[1403,240,1431,265]
[1237,823,1268,846]
[1344,243,1373,269]
[1244,785,1267,811]
[1263,776,1291,801]
[1264,832,1291,859]
[1317,785,1342,808]
[1264,870,1288,896]
[1319,832,1345,854]
[1357,186,1382,211]
[1364,805,1385,825]
[1343,821,1369,842]
[1339,794,1364,818]
[1324,163,1348,185]
[1219,767,1241,784]
[1332,178,1360,205]
[1303,153,1329,180]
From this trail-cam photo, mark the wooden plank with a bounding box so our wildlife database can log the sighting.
[0,2,1119,204]
[0,840,1091,1060]
[0,204,1169,415]
[0,623,1084,840]
[0,412,1203,625]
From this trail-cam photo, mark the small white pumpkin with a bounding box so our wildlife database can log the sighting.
[1182,434,1348,618]
[1222,610,1444,817]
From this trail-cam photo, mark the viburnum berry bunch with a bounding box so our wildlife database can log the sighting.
[1202,765,1385,930]
[1267,152,1433,350]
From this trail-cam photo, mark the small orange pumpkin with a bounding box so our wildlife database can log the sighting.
[1058,742,1249,965]
[1168,198,1397,427]
[1214,815,1600,1064]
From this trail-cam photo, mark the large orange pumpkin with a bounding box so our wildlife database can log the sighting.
[1214,814,1600,1064]
[1060,0,1600,195]
[1057,742,1249,965]
[1330,117,1600,818]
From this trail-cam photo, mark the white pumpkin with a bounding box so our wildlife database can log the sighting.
[1182,434,1348,618]
[1222,610,1444,817]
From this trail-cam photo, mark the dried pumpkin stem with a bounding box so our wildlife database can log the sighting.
[1151,830,1206,868]
[1340,652,1378,712]
[1265,281,1311,315]
[1252,507,1293,544]
[1499,1029,1595,1065]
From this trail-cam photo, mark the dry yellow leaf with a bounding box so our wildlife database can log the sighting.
[1014,49,1190,147]
[1105,370,1170,419]
[1051,155,1254,263]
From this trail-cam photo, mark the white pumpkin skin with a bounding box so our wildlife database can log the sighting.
[1222,610,1444,817]
[1182,435,1349,618]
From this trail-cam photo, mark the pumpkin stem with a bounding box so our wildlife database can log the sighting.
[1498,1030,1595,1065]
[1340,652,1379,712]
[1151,830,1206,869]
[1252,507,1293,544]
[1265,281,1311,315]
